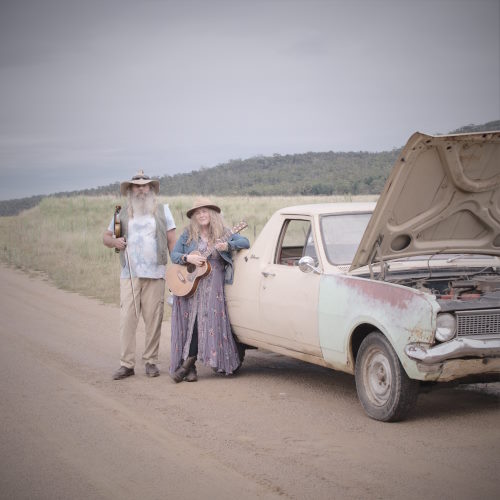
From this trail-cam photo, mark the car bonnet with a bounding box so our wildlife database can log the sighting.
[350,130,500,271]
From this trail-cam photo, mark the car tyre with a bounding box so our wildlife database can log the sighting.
[236,341,246,364]
[355,332,419,422]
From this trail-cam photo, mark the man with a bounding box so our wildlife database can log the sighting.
[103,170,176,380]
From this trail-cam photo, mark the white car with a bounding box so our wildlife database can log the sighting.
[226,130,500,421]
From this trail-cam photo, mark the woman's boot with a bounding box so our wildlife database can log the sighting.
[185,364,197,382]
[171,356,196,383]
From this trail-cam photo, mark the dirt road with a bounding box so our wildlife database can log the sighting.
[0,265,499,500]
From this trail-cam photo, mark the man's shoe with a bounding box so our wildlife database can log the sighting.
[145,363,160,377]
[113,366,135,380]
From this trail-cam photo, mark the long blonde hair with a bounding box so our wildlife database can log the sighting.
[187,209,227,245]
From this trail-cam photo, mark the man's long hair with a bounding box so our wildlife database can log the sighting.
[187,209,227,245]
[127,188,157,218]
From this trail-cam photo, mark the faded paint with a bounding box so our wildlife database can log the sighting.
[338,273,420,310]
[318,272,438,380]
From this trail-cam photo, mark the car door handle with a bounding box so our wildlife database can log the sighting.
[261,271,276,278]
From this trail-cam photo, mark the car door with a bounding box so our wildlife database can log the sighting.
[259,217,322,356]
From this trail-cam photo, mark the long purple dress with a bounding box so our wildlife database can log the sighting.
[170,240,241,375]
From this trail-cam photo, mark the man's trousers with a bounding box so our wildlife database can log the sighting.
[119,278,165,368]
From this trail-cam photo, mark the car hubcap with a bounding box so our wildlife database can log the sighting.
[364,347,392,406]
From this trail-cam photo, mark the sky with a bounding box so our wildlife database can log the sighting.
[0,0,499,200]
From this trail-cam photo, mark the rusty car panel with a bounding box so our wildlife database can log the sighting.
[318,273,439,379]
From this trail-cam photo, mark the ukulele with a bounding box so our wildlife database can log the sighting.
[166,221,247,297]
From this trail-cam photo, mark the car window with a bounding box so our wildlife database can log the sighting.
[276,219,318,266]
[321,213,372,265]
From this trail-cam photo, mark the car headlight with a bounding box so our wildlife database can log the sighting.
[435,313,456,342]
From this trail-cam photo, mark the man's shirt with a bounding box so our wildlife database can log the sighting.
[108,204,176,279]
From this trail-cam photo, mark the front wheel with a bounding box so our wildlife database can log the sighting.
[355,332,419,422]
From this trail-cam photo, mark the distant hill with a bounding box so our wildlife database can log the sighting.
[154,119,500,197]
[159,149,400,197]
[1,120,499,216]
[449,121,500,134]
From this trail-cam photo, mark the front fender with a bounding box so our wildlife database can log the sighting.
[318,273,439,379]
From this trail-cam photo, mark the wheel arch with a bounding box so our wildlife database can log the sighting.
[350,323,382,366]
[349,322,410,375]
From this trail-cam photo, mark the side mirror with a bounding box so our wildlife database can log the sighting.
[298,256,321,275]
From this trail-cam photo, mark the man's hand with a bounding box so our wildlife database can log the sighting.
[114,237,127,251]
[103,230,127,251]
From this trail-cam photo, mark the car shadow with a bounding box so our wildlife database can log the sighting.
[236,349,358,394]
[412,383,500,421]
[237,349,500,421]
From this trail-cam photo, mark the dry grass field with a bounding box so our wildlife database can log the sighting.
[0,194,377,316]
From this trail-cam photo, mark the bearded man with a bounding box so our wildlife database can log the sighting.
[103,170,176,380]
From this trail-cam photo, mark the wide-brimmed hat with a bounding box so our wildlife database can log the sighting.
[120,169,160,196]
[186,197,221,218]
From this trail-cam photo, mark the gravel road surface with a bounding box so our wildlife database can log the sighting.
[1,266,499,499]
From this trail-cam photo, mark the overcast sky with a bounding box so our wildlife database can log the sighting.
[1,0,499,200]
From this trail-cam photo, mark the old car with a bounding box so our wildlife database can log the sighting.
[226,130,500,421]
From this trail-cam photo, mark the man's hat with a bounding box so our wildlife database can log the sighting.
[120,170,160,196]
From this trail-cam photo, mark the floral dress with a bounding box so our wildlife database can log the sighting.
[170,239,241,375]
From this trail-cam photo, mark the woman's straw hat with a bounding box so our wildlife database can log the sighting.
[186,197,221,218]
[120,169,160,196]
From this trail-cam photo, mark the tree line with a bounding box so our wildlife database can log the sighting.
[158,149,400,197]
[1,120,498,216]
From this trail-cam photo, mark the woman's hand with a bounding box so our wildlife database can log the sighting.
[215,241,228,252]
[186,253,207,266]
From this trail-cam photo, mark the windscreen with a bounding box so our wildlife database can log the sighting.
[321,213,372,265]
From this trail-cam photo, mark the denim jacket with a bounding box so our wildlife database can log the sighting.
[171,229,250,284]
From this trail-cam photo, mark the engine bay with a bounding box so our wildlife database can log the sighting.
[387,268,500,312]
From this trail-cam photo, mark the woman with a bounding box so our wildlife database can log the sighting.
[169,198,249,382]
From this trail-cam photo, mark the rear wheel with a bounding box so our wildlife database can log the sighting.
[236,341,246,364]
[355,332,419,422]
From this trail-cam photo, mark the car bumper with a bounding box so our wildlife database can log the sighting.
[405,337,500,364]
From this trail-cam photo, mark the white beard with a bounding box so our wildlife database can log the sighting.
[130,190,155,217]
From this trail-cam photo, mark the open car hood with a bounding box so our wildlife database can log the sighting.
[351,130,500,271]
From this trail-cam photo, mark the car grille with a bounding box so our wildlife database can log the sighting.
[456,309,500,337]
